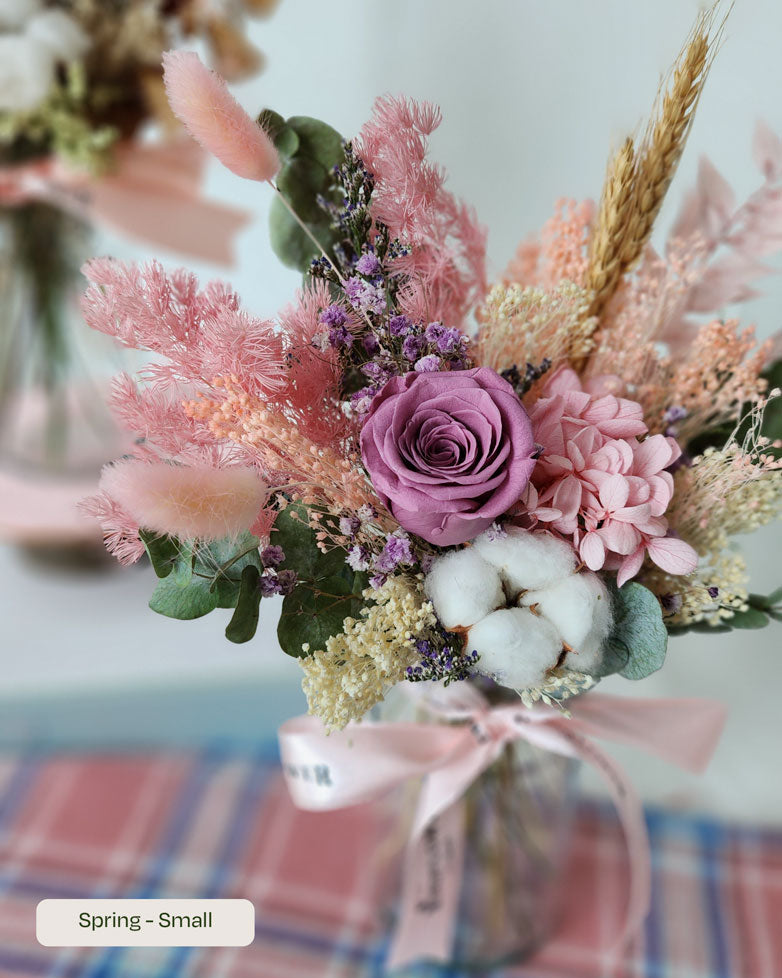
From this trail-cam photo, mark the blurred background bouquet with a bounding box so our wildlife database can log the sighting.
[0,0,277,550]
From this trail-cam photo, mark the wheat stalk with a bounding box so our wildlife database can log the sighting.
[584,137,636,310]
[584,4,727,325]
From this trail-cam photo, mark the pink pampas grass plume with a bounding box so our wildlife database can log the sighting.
[100,460,267,542]
[162,50,279,182]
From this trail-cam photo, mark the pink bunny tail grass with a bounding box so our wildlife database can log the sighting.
[162,50,279,182]
[100,460,267,542]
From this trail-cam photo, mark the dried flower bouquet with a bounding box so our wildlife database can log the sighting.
[81,7,782,732]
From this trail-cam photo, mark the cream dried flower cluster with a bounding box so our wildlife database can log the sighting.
[300,576,437,732]
[476,281,596,378]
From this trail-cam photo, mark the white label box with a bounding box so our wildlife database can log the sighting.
[36,899,255,947]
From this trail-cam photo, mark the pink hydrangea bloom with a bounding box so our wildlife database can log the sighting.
[522,367,698,586]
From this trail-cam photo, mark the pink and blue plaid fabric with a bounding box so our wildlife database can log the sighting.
[0,746,779,978]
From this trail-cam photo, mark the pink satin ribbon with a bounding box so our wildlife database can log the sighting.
[278,688,726,971]
[0,141,249,265]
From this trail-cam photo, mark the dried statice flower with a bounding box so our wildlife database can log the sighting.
[500,358,552,398]
[405,640,479,686]
[299,575,437,731]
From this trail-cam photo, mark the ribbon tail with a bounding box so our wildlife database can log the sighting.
[386,800,465,972]
[559,726,651,956]
[88,181,250,265]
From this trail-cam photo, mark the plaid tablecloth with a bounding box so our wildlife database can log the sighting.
[0,747,779,978]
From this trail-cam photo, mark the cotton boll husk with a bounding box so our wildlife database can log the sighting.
[100,460,267,542]
[520,572,612,674]
[0,0,41,30]
[26,10,89,62]
[0,35,53,113]
[424,548,504,630]
[473,527,577,595]
[162,50,279,182]
[468,607,563,690]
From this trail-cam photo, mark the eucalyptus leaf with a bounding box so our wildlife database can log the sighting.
[257,108,300,159]
[286,115,343,168]
[149,575,219,620]
[273,503,369,657]
[225,565,262,644]
[726,606,769,629]
[595,581,667,680]
[147,532,261,623]
[139,529,181,579]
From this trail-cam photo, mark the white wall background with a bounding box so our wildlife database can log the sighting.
[2,0,781,822]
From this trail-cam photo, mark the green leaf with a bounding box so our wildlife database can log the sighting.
[668,620,734,635]
[768,586,782,605]
[273,504,349,579]
[225,565,262,644]
[286,116,343,169]
[149,575,219,620]
[727,606,769,629]
[266,113,345,273]
[198,532,262,608]
[591,636,630,678]
[257,108,299,159]
[272,504,369,657]
[147,532,261,623]
[595,581,668,680]
[139,529,182,579]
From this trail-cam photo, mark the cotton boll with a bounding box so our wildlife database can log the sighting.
[27,10,89,62]
[520,572,612,675]
[569,575,613,674]
[0,0,42,30]
[0,35,54,113]
[100,460,267,542]
[473,527,577,595]
[424,548,504,630]
[468,607,563,690]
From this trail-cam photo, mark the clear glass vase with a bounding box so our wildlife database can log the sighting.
[377,687,580,974]
[452,738,579,971]
[0,200,120,478]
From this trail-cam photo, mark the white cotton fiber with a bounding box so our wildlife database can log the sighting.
[473,527,577,595]
[521,572,612,674]
[424,548,504,630]
[468,608,563,690]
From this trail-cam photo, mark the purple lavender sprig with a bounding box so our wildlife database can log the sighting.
[406,638,479,686]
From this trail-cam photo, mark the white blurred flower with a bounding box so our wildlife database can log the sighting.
[27,9,89,61]
[0,6,90,115]
[0,0,42,31]
[423,527,614,691]
[0,33,54,112]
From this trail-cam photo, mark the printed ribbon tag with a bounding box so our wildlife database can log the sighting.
[278,692,726,971]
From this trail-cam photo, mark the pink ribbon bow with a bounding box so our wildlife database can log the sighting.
[0,141,249,265]
[278,688,726,971]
